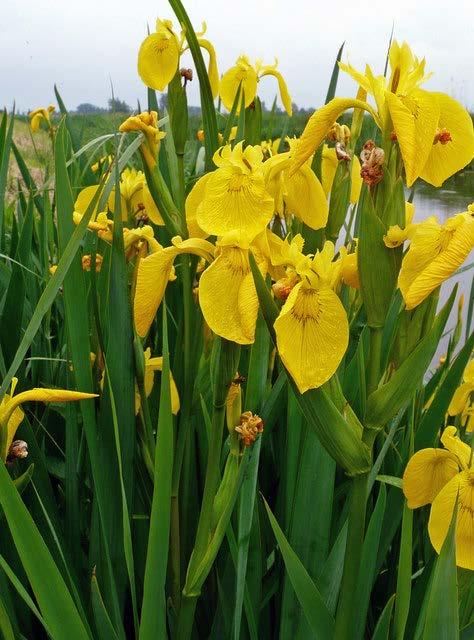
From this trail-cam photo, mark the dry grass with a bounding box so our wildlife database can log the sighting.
[7,118,52,199]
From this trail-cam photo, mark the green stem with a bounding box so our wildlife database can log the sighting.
[368,326,383,395]
[176,594,198,640]
[334,473,368,640]
[176,340,239,638]
[190,402,226,567]
[177,153,186,213]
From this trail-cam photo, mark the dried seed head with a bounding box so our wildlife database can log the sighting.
[235,411,264,447]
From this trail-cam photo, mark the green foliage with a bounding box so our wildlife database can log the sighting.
[0,6,472,640]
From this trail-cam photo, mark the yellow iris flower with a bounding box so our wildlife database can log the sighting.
[135,348,180,415]
[119,111,166,169]
[0,378,96,461]
[28,105,55,133]
[198,234,266,345]
[134,236,215,337]
[448,360,474,432]
[291,41,474,187]
[194,142,275,245]
[272,238,349,392]
[265,233,349,388]
[403,426,474,570]
[138,19,219,97]
[264,139,329,230]
[386,207,474,310]
[220,56,292,115]
[74,168,164,226]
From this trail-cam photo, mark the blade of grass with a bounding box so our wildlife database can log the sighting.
[139,306,173,639]
[0,461,91,639]
[263,497,335,639]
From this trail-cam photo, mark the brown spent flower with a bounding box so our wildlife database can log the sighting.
[180,68,193,82]
[235,411,264,446]
[7,440,28,463]
[360,140,385,187]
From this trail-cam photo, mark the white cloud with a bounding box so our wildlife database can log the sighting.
[0,0,473,112]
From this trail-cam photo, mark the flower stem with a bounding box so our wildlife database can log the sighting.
[368,326,383,395]
[176,594,198,640]
[334,472,368,640]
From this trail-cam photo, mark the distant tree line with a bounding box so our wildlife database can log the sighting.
[76,97,132,114]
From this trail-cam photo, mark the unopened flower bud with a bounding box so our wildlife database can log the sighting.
[327,122,351,146]
[7,440,28,462]
[235,411,263,447]
[197,129,205,142]
[272,277,295,301]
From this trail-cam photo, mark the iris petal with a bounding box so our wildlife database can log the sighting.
[420,93,474,187]
[274,282,349,393]
[428,470,474,570]
[403,448,459,508]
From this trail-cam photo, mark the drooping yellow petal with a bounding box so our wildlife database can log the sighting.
[290,98,378,175]
[428,470,474,570]
[350,157,362,204]
[340,249,360,289]
[402,448,460,508]
[401,213,474,310]
[440,425,472,470]
[397,216,442,308]
[1,388,96,456]
[75,185,103,218]
[219,56,258,112]
[259,67,292,116]
[30,113,43,133]
[321,146,338,197]
[199,245,258,345]
[448,382,474,416]
[142,185,164,225]
[274,282,349,393]
[185,174,211,238]
[145,356,180,414]
[385,89,440,187]
[170,236,215,264]
[464,360,474,384]
[283,163,328,230]
[134,248,177,338]
[134,237,215,337]
[321,147,362,205]
[197,38,219,99]
[138,28,180,91]
[420,93,474,187]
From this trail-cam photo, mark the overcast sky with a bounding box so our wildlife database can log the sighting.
[1,0,473,114]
